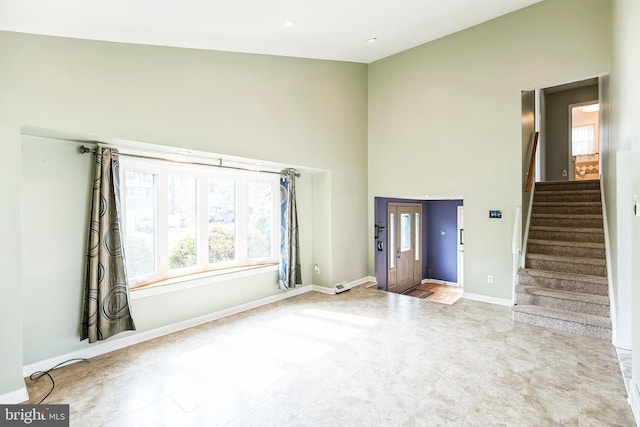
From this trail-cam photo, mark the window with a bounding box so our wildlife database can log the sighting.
[572,124,596,156]
[400,213,411,252]
[121,158,280,288]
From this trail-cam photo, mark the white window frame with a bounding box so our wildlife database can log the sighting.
[120,157,280,288]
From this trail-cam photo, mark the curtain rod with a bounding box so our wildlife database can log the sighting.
[79,145,300,177]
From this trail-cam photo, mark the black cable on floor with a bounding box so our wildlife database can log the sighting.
[29,358,89,404]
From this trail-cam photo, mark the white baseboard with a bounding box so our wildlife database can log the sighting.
[0,383,28,404]
[312,276,377,295]
[22,276,376,377]
[312,285,335,294]
[350,276,377,288]
[462,292,512,307]
[23,285,315,377]
[630,380,640,426]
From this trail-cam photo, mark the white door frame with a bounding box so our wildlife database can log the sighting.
[568,100,599,181]
[457,206,464,288]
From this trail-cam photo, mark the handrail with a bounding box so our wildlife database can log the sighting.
[525,131,539,192]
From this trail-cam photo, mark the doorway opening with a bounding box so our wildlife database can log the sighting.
[536,77,600,183]
[374,197,463,304]
[569,101,599,181]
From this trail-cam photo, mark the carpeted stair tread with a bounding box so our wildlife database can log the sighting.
[534,201,600,207]
[527,239,605,249]
[532,202,603,214]
[525,252,606,266]
[533,190,601,196]
[512,304,611,328]
[535,180,600,189]
[529,225,603,234]
[518,268,608,285]
[515,285,609,306]
[531,213,603,220]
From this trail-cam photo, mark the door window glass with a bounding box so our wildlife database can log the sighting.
[389,213,395,269]
[400,213,411,252]
[415,212,420,261]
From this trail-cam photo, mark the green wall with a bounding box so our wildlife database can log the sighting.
[0,32,368,397]
[3,0,637,412]
[368,0,611,300]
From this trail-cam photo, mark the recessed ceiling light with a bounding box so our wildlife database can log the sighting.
[367,37,377,43]
[255,161,265,166]
[284,20,296,27]
[582,104,599,113]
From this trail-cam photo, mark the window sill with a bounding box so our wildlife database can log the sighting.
[130,263,279,300]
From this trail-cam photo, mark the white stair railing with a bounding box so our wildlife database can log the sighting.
[512,206,522,301]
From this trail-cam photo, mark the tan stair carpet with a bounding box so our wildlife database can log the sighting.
[513,179,611,339]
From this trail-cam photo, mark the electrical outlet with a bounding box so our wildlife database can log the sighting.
[314,264,320,275]
[487,275,494,284]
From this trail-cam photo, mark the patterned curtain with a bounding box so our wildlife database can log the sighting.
[81,147,136,343]
[279,169,302,289]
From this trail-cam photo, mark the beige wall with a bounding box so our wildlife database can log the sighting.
[368,0,611,300]
[0,32,368,396]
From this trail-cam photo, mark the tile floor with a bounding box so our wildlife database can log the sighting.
[24,285,636,426]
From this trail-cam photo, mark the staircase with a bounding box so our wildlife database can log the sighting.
[513,180,611,340]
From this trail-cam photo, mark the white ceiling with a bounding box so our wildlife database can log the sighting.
[0,0,541,63]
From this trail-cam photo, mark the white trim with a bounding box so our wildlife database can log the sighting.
[311,276,377,295]
[312,285,335,295]
[421,278,459,287]
[23,284,314,377]
[521,182,535,268]
[22,276,376,377]
[0,383,28,404]
[630,380,640,426]
[462,292,512,307]
[599,175,617,346]
[130,264,279,300]
[349,276,376,288]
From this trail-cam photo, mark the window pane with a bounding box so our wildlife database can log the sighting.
[389,213,395,269]
[208,180,236,263]
[124,171,156,279]
[572,124,596,156]
[168,175,197,270]
[247,181,273,259]
[400,213,411,252]
[415,212,420,261]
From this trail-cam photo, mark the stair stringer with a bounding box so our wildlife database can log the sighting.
[599,176,617,346]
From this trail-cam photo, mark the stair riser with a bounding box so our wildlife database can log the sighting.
[525,258,606,276]
[535,182,600,192]
[529,217,603,228]
[517,273,608,295]
[526,244,605,259]
[514,292,610,317]
[532,205,602,215]
[533,194,601,203]
[512,311,611,340]
[528,230,604,243]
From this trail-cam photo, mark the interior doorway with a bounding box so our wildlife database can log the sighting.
[540,78,599,182]
[569,101,599,181]
[373,197,464,296]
